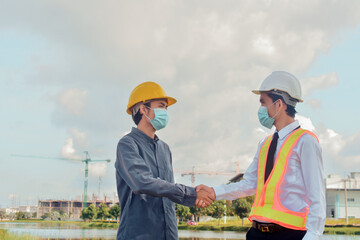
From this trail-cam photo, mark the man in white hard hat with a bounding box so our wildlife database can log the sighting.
[196,71,326,240]
[115,81,215,240]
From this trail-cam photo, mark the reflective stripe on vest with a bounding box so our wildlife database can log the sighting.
[248,128,319,230]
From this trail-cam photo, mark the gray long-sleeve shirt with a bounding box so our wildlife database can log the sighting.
[115,127,197,240]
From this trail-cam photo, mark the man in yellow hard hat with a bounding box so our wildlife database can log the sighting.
[197,71,326,240]
[115,81,215,240]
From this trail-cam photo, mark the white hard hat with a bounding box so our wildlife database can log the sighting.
[252,71,303,103]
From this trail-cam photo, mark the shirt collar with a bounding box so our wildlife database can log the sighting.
[276,120,300,140]
[131,127,159,143]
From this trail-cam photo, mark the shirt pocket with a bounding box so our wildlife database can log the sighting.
[286,156,301,184]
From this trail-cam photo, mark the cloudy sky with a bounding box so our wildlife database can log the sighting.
[1,0,360,207]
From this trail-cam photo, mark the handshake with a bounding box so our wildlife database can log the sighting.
[194,184,215,208]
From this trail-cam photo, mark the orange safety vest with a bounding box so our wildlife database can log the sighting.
[248,128,319,230]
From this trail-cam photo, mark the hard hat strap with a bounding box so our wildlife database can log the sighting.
[271,90,297,107]
[131,101,151,116]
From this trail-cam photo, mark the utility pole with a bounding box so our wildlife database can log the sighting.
[343,178,349,224]
[98,176,102,199]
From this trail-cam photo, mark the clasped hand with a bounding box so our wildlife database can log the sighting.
[194,184,216,208]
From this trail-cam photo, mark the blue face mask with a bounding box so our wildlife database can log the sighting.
[257,101,280,129]
[145,107,169,130]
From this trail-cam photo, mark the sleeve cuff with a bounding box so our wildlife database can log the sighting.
[302,230,320,240]
[213,185,225,200]
[182,186,197,207]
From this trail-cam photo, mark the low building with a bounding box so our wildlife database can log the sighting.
[325,172,360,219]
[3,207,19,214]
[19,205,37,213]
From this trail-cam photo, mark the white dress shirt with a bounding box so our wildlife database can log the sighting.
[213,121,326,240]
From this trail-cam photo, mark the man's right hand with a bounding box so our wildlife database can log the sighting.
[194,184,216,208]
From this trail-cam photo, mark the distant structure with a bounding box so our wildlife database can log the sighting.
[19,205,38,213]
[228,173,244,183]
[1,206,37,215]
[175,162,243,187]
[37,195,117,219]
[325,172,360,219]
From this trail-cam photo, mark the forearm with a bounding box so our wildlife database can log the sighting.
[119,167,196,205]
[213,159,258,200]
[301,135,326,239]
[303,180,326,239]
[213,180,256,200]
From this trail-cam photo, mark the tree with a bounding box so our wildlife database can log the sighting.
[41,212,50,220]
[61,213,69,221]
[50,211,60,221]
[80,208,89,221]
[209,200,228,225]
[24,212,32,220]
[109,204,121,222]
[0,211,6,221]
[15,211,25,220]
[81,204,97,221]
[97,203,110,221]
[189,206,208,222]
[232,197,253,226]
[8,212,16,221]
[175,204,191,222]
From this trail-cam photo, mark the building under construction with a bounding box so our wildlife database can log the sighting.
[37,197,116,219]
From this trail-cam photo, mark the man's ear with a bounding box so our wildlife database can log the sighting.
[139,104,146,115]
[280,99,287,111]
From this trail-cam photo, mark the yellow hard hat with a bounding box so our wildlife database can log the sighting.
[126,81,177,114]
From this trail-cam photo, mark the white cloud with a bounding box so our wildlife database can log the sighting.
[60,129,88,160]
[306,99,322,109]
[89,162,108,177]
[302,72,339,97]
[61,138,76,159]
[296,115,315,132]
[317,127,360,173]
[319,128,346,155]
[253,36,275,55]
[69,128,88,149]
[58,89,87,116]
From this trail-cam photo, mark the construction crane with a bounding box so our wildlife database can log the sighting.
[82,151,110,208]
[11,151,110,209]
[176,162,241,187]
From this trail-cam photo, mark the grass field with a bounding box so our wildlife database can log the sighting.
[0,229,38,240]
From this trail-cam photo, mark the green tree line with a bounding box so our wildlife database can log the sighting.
[176,196,254,225]
[80,198,253,225]
[81,203,121,221]
[0,211,36,220]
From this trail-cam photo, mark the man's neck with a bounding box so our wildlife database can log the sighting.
[137,122,156,139]
[274,115,295,132]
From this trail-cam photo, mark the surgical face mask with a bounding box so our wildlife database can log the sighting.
[257,100,280,129]
[144,107,169,130]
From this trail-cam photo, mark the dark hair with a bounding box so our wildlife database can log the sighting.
[132,102,151,125]
[267,93,297,118]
